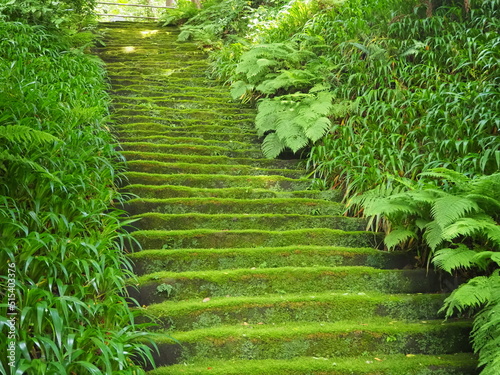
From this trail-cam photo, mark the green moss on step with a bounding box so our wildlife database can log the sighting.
[118,135,259,150]
[148,320,471,365]
[132,228,380,250]
[147,354,478,375]
[123,172,309,189]
[114,107,255,122]
[142,292,446,331]
[117,129,257,143]
[119,143,263,159]
[129,245,411,274]
[125,197,343,216]
[120,151,298,169]
[125,160,303,179]
[124,184,339,200]
[129,267,439,304]
[130,212,363,231]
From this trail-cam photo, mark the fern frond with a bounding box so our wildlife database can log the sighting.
[0,125,59,144]
[362,195,420,217]
[471,251,500,270]
[261,132,285,159]
[0,150,61,184]
[419,168,471,192]
[284,132,309,153]
[304,117,331,142]
[441,215,500,248]
[431,195,480,228]
[423,220,444,251]
[384,228,417,250]
[432,244,477,273]
[440,275,493,317]
[230,80,254,100]
[470,173,500,200]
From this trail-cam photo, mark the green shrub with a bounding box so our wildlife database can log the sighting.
[355,168,500,375]
[0,20,154,374]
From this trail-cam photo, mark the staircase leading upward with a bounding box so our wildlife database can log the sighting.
[95,22,477,375]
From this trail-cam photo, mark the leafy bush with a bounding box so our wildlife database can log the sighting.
[205,0,498,197]
[160,0,200,26]
[0,0,96,28]
[355,168,500,374]
[0,20,154,374]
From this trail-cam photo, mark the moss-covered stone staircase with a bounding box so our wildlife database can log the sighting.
[96,22,477,374]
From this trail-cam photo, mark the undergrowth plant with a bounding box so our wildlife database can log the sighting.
[0,18,154,375]
[354,168,500,374]
[200,0,499,199]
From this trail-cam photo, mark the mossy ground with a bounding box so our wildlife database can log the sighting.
[97,22,476,373]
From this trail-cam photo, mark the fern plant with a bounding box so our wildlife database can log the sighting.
[230,42,317,100]
[253,88,351,158]
[355,168,500,375]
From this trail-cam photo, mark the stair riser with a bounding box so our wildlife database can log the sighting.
[130,248,413,274]
[149,326,472,366]
[130,269,440,304]
[117,130,258,143]
[124,186,339,200]
[130,214,364,231]
[123,173,309,189]
[124,162,302,178]
[144,294,446,331]
[120,152,298,168]
[133,229,378,250]
[126,199,343,216]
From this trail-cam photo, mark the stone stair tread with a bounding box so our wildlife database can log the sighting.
[144,291,447,328]
[129,212,362,231]
[123,185,335,199]
[130,266,440,304]
[148,354,478,375]
[129,245,412,274]
[116,130,259,143]
[132,228,378,249]
[120,151,298,167]
[125,197,344,216]
[123,172,309,189]
[117,135,260,150]
[97,22,474,373]
[125,160,303,178]
[147,320,472,366]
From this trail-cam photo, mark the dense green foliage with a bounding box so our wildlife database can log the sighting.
[0,9,154,375]
[0,0,96,28]
[169,0,499,373]
[356,169,500,374]
[179,0,498,198]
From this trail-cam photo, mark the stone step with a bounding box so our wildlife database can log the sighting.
[129,245,411,275]
[110,84,230,96]
[124,160,303,178]
[116,129,258,143]
[148,354,478,375]
[123,172,310,189]
[114,117,255,130]
[148,320,471,366]
[130,212,362,231]
[120,151,297,168]
[119,142,262,157]
[132,228,380,250]
[113,108,255,122]
[130,267,440,304]
[111,95,237,106]
[142,292,445,331]
[109,87,231,98]
[117,135,259,150]
[124,197,343,216]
